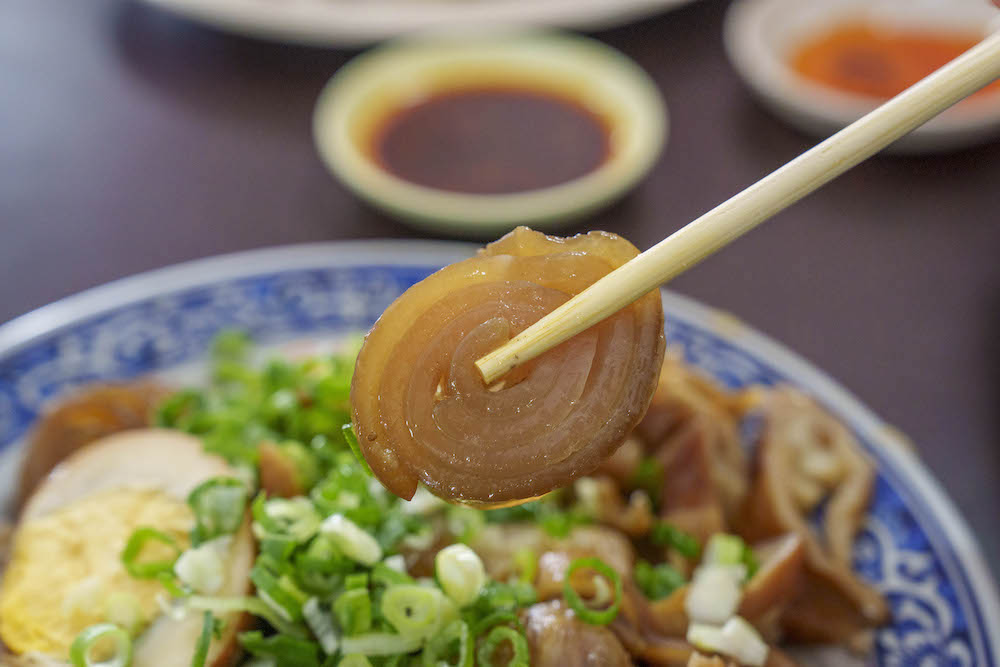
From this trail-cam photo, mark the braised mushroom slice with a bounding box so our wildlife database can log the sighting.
[352,226,664,504]
[736,388,889,645]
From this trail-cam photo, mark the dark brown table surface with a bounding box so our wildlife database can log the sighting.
[4,0,999,574]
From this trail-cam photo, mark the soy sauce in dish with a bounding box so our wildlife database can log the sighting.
[371,87,611,195]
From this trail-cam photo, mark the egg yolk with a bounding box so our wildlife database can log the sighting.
[0,488,193,657]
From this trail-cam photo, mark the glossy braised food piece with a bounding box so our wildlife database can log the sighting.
[2,431,254,666]
[636,354,749,545]
[351,227,665,504]
[522,599,633,667]
[737,388,890,648]
[16,381,171,510]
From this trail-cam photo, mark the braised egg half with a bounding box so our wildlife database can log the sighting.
[0,429,255,666]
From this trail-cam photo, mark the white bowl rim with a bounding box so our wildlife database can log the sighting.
[312,32,668,234]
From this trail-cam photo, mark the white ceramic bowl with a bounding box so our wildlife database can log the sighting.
[723,0,1000,153]
[313,32,667,236]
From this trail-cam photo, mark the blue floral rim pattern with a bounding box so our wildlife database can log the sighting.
[0,244,995,665]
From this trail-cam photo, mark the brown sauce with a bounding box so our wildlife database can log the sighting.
[371,87,610,195]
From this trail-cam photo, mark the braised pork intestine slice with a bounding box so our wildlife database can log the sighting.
[351,227,665,503]
[737,388,889,644]
[630,354,748,544]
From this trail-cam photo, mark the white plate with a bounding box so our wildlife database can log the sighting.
[724,0,1000,153]
[0,241,998,663]
[139,0,699,47]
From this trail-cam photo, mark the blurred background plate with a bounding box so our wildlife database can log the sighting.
[137,0,700,47]
[724,0,1000,153]
[0,242,998,664]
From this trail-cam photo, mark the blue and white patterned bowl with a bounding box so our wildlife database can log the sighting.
[0,241,997,665]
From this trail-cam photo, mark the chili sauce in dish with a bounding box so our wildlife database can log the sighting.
[790,22,1000,102]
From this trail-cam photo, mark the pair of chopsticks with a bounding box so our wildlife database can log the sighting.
[476,29,1000,385]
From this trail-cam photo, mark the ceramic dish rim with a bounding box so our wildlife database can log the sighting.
[722,0,1000,151]
[312,32,668,235]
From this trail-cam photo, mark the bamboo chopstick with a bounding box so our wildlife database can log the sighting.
[476,29,1000,385]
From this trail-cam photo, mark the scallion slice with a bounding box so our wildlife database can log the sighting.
[69,623,132,667]
[422,619,472,667]
[476,626,529,667]
[190,611,213,667]
[332,588,372,636]
[188,477,247,545]
[381,585,445,639]
[121,527,181,579]
[338,632,422,656]
[187,595,307,639]
[562,557,622,626]
[649,521,700,559]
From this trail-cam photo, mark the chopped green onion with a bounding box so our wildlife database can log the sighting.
[704,533,758,579]
[302,597,339,655]
[650,521,700,559]
[333,588,373,636]
[188,477,248,545]
[374,559,412,584]
[634,560,685,600]
[212,330,251,362]
[342,424,373,477]
[445,507,485,544]
[381,585,447,639]
[121,527,181,579]
[338,632,422,656]
[320,514,382,566]
[239,631,320,667]
[630,457,664,507]
[470,611,520,639]
[476,626,529,667]
[69,623,132,667]
[562,557,622,626]
[187,595,307,639]
[338,656,373,667]
[175,540,226,594]
[435,544,486,608]
[253,496,321,543]
[422,619,472,667]
[190,611,213,667]
[345,573,370,590]
[513,548,537,584]
[469,581,536,618]
[250,554,310,622]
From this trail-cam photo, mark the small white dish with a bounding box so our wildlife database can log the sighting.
[313,32,667,237]
[723,0,1000,153]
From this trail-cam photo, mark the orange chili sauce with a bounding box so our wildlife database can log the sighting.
[790,22,1000,102]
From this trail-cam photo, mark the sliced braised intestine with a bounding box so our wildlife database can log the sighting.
[522,600,633,667]
[737,534,806,643]
[736,388,889,644]
[634,354,747,543]
[351,227,664,503]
